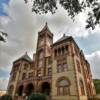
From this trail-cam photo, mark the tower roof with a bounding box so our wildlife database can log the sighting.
[14,52,32,63]
[39,22,53,35]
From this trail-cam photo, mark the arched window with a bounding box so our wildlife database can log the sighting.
[77,60,81,73]
[8,85,14,94]
[58,48,61,56]
[57,77,70,95]
[22,73,26,80]
[62,47,65,55]
[54,49,57,57]
[79,79,85,95]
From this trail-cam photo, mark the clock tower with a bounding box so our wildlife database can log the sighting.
[35,22,53,77]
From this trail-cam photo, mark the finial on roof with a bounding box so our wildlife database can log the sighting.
[25,51,27,55]
[46,22,48,26]
[63,34,66,37]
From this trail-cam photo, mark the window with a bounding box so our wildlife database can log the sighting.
[65,45,68,53]
[57,62,68,73]
[29,72,33,78]
[57,78,70,95]
[39,50,44,59]
[37,70,42,77]
[48,68,52,75]
[13,63,20,71]
[11,72,16,81]
[75,48,79,56]
[58,48,61,56]
[57,64,62,73]
[48,57,52,65]
[38,60,43,68]
[79,79,85,95]
[8,85,14,94]
[39,39,44,47]
[63,63,68,71]
[77,61,81,73]
[24,63,28,70]
[62,47,65,55]
[54,49,57,57]
[22,73,26,80]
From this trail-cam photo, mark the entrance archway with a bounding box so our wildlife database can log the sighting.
[25,83,34,96]
[17,85,24,96]
[41,82,50,95]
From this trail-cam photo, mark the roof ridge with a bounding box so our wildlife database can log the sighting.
[14,52,32,63]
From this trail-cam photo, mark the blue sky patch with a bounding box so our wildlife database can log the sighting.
[75,33,100,54]
[0,70,9,77]
[0,0,10,16]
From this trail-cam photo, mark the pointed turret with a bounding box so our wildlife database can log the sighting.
[38,22,53,36]
[14,52,32,63]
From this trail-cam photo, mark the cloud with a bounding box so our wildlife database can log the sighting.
[0,0,100,91]
[86,51,100,79]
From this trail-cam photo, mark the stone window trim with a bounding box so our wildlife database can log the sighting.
[56,77,71,86]
[28,72,33,78]
[79,79,85,96]
[8,85,14,94]
[57,62,68,73]
[22,73,26,80]
[76,60,81,73]
[54,45,69,57]
[56,77,71,96]
[48,67,52,75]
[24,63,29,70]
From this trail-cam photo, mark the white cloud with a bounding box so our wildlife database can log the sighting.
[0,77,9,90]
[86,51,100,79]
[0,0,100,90]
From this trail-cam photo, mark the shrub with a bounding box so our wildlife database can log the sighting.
[0,94,12,100]
[28,93,47,100]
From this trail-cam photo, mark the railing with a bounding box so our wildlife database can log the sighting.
[18,76,52,84]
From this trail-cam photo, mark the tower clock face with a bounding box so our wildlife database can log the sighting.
[39,51,44,59]
[39,39,44,47]
[47,37,52,46]
[39,60,43,68]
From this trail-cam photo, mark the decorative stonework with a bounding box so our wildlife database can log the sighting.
[7,23,96,100]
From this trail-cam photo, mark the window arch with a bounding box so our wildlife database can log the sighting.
[56,77,70,95]
[8,85,14,94]
[79,79,85,95]
[58,48,61,56]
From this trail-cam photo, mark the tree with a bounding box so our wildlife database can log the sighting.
[0,31,8,42]
[24,0,100,29]
[28,93,47,100]
[93,79,100,94]
[0,94,12,100]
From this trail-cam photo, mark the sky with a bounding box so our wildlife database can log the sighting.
[0,0,100,90]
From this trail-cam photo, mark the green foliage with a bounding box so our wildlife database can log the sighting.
[28,93,47,100]
[24,0,100,29]
[0,94,12,100]
[93,79,100,94]
[88,97,99,100]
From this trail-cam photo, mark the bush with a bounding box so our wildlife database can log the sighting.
[0,94,12,100]
[28,93,47,100]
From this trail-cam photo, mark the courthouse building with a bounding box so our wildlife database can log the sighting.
[7,23,96,100]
